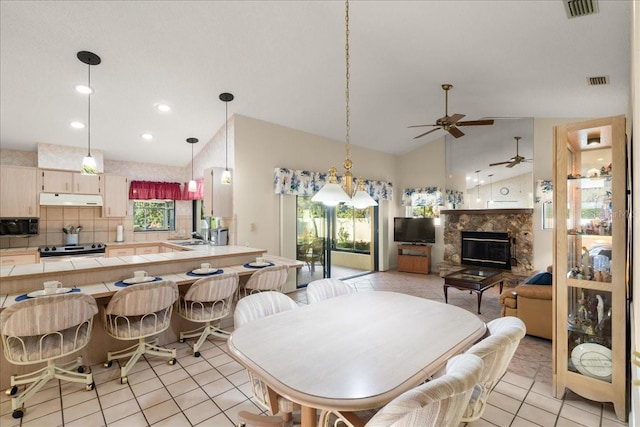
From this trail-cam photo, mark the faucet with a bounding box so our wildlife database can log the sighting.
[191,231,205,240]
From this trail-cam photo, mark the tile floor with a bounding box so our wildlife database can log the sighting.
[0,271,629,426]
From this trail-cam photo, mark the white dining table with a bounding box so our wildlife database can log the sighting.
[227,290,487,427]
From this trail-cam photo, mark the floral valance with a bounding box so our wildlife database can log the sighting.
[273,168,393,201]
[129,180,183,200]
[401,187,442,206]
[535,179,553,204]
[445,189,464,206]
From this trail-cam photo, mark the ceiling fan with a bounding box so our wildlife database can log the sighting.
[489,136,532,168]
[408,84,494,139]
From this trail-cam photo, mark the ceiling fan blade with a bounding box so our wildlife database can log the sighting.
[447,113,465,124]
[506,160,521,168]
[413,127,442,139]
[457,119,495,127]
[489,160,511,167]
[448,126,465,138]
[407,124,437,128]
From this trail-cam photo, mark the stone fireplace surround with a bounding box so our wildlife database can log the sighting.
[439,208,534,287]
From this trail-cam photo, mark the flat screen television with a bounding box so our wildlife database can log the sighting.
[393,217,435,244]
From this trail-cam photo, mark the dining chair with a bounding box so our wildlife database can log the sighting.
[306,278,354,304]
[1,292,98,419]
[460,316,526,422]
[176,272,239,357]
[235,291,300,426]
[102,280,179,384]
[317,353,484,427]
[240,264,289,297]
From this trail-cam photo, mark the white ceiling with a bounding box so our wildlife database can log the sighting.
[0,1,631,172]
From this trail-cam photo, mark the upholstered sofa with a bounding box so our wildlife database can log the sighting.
[499,267,553,340]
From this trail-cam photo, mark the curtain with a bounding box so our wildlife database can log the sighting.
[273,167,393,201]
[129,180,183,200]
[182,178,204,200]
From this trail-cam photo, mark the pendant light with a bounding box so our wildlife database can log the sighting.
[219,92,234,185]
[312,0,377,208]
[187,138,198,192]
[475,170,481,203]
[77,51,101,175]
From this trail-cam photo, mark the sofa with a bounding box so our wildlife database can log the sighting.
[499,267,553,340]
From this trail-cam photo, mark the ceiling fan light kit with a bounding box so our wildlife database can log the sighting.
[409,83,494,140]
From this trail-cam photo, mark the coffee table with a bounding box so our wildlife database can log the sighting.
[443,267,504,314]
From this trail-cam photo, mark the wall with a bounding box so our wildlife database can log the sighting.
[232,115,397,270]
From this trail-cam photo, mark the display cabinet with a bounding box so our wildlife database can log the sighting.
[553,115,627,421]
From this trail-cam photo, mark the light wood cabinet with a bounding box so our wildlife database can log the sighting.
[203,167,233,218]
[0,166,38,217]
[102,174,128,217]
[553,115,627,421]
[135,245,160,255]
[105,246,135,257]
[0,251,39,266]
[397,244,431,274]
[40,169,101,194]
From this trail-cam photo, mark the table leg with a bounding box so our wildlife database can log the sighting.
[476,291,482,314]
[443,285,448,304]
[301,405,317,427]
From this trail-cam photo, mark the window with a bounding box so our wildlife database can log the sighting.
[334,204,371,253]
[133,201,175,231]
[409,205,436,218]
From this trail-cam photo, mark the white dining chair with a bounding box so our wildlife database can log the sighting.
[240,265,289,298]
[176,272,239,357]
[460,316,526,422]
[306,278,354,304]
[102,280,179,384]
[235,291,300,426]
[317,353,484,427]
[1,292,98,419]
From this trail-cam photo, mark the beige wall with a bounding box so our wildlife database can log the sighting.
[232,115,397,270]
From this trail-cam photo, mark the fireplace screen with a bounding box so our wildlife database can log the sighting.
[461,231,511,270]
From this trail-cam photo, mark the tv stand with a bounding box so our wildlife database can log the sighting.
[397,244,431,274]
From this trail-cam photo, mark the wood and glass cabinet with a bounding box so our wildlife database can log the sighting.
[553,115,627,421]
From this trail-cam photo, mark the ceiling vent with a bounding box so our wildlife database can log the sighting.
[587,76,609,86]
[563,0,599,18]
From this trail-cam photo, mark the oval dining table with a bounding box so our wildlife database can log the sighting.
[227,290,487,427]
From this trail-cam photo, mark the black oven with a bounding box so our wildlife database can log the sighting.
[0,218,39,237]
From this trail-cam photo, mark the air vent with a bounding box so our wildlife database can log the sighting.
[587,76,609,86]
[564,0,599,18]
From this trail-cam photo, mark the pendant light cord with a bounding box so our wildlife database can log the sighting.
[87,61,91,157]
[191,142,194,181]
[344,0,351,164]
[225,100,228,170]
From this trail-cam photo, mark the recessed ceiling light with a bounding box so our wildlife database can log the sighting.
[70,121,85,129]
[154,103,171,112]
[75,84,93,94]
[141,133,154,140]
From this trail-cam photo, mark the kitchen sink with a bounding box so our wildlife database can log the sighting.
[174,240,210,246]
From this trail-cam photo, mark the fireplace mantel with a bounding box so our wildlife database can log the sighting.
[440,208,533,215]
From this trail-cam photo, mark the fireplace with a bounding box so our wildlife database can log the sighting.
[461,231,512,270]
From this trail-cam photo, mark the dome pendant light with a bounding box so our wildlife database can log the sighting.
[312,0,377,208]
[187,138,198,192]
[78,51,101,175]
[219,92,234,185]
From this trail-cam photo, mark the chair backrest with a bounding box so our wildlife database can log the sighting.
[184,272,239,302]
[244,265,289,293]
[366,353,484,427]
[234,291,299,328]
[459,316,526,422]
[1,292,98,337]
[306,278,353,304]
[105,280,179,316]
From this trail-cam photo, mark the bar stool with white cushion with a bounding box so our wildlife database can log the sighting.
[306,278,354,304]
[177,272,239,357]
[102,280,179,384]
[1,292,98,419]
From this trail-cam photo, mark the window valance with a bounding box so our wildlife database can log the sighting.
[401,187,442,207]
[445,189,464,207]
[273,168,393,201]
[129,180,183,200]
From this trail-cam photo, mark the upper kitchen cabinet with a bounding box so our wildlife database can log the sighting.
[102,174,128,217]
[0,166,38,217]
[203,167,233,218]
[553,115,627,421]
[40,169,101,194]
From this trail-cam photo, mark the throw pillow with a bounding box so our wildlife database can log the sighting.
[525,271,553,285]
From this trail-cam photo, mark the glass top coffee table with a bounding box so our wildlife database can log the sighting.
[443,267,504,314]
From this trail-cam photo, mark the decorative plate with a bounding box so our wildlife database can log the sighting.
[570,343,612,380]
[248,262,271,267]
[123,276,157,285]
[27,287,72,298]
[191,268,219,275]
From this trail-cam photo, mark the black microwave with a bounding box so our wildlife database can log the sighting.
[0,218,39,237]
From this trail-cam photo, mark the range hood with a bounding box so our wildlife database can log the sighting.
[40,193,103,207]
